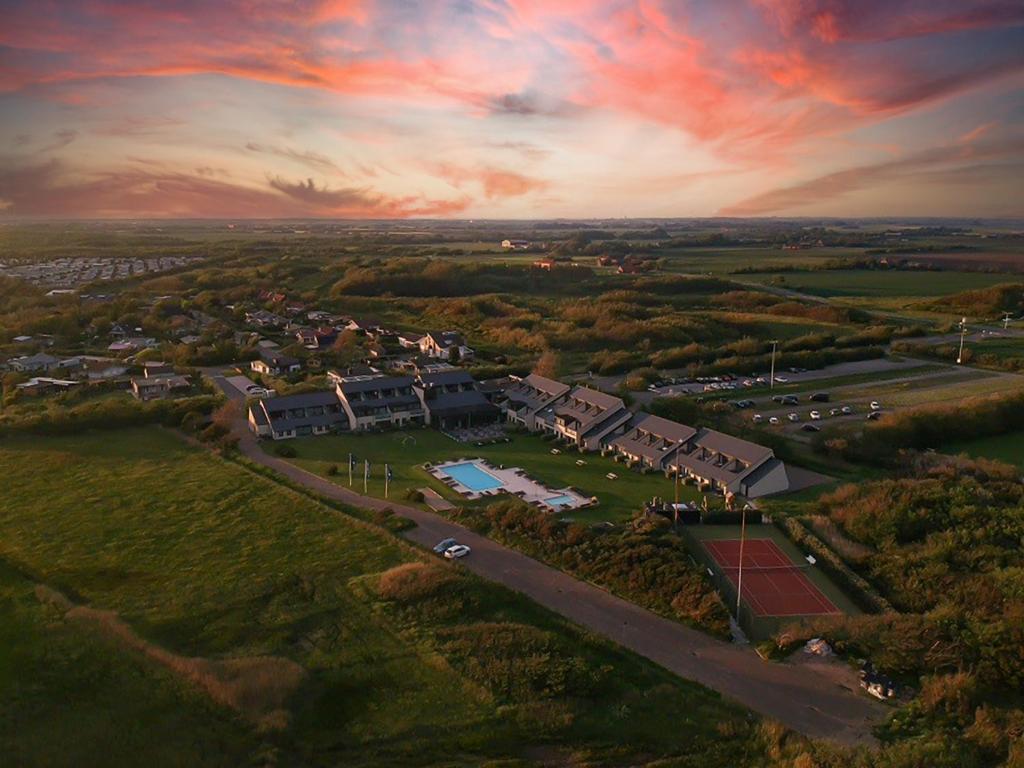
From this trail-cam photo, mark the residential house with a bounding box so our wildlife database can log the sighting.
[418,331,474,362]
[605,413,697,472]
[107,337,157,354]
[536,386,631,452]
[414,368,498,429]
[245,309,287,328]
[397,331,424,349]
[131,375,190,401]
[226,375,275,399]
[143,361,174,377]
[533,258,557,270]
[501,239,530,250]
[10,353,60,373]
[500,374,571,430]
[296,327,338,349]
[16,377,79,396]
[250,349,301,376]
[247,390,347,440]
[667,428,789,498]
[335,374,425,430]
[58,356,129,382]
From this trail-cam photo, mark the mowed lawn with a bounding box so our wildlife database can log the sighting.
[0,427,759,767]
[278,429,704,522]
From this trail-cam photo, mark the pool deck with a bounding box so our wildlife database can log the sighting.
[429,458,591,512]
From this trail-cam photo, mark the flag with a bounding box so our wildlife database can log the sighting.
[348,453,357,471]
[386,464,393,481]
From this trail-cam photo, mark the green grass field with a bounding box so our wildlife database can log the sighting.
[280,429,703,523]
[0,427,766,767]
[943,430,1024,469]
[744,269,1010,299]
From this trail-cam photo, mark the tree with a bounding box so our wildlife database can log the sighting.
[533,349,560,379]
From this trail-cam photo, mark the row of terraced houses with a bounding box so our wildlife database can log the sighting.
[247,370,789,498]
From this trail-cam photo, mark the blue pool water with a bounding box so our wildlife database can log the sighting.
[443,462,504,492]
[544,494,577,507]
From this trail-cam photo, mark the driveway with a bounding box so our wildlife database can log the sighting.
[207,369,883,745]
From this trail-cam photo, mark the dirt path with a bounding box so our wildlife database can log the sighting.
[207,369,884,745]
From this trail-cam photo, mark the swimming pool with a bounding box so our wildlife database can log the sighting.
[544,494,578,507]
[442,461,505,492]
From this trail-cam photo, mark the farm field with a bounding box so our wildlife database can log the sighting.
[943,430,1024,469]
[742,269,1011,299]
[0,427,765,767]
[278,429,703,523]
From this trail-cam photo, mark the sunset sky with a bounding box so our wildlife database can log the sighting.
[1,0,1023,219]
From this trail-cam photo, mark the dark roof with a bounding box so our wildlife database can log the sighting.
[417,369,476,388]
[259,349,299,367]
[261,390,340,411]
[337,374,415,395]
[424,389,496,417]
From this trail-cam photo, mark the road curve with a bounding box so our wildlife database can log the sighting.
[208,370,883,746]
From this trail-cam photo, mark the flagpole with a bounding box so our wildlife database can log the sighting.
[348,453,353,487]
[736,504,748,619]
[363,460,368,494]
[385,464,390,499]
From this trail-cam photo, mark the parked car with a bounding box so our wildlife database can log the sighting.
[809,410,821,420]
[829,408,841,417]
[788,412,800,422]
[810,392,830,403]
[444,544,472,559]
[752,414,763,423]
[774,376,789,383]
[867,411,883,421]
[801,423,821,432]
[769,416,781,425]
[841,405,854,415]
[870,401,882,411]
[433,537,458,554]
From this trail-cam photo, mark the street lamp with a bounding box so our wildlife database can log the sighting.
[957,317,967,365]
[736,503,747,619]
[768,339,779,391]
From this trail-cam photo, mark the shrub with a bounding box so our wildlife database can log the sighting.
[377,562,459,603]
[274,443,297,458]
[437,622,601,701]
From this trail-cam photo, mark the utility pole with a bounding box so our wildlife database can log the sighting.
[768,339,779,391]
[736,504,748,619]
[957,317,967,365]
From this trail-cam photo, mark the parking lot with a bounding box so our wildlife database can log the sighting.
[0,255,201,288]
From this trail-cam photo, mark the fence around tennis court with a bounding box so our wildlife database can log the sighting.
[678,523,799,641]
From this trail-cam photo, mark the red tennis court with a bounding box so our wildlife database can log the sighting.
[703,538,839,617]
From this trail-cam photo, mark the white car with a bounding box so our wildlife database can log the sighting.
[752,414,763,424]
[809,410,821,420]
[841,405,853,415]
[444,544,471,559]
[769,416,781,425]
[870,401,882,411]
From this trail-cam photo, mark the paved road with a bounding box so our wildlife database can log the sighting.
[207,369,883,745]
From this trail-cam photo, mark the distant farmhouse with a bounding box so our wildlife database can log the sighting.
[501,239,530,250]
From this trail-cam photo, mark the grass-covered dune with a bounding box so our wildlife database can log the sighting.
[0,427,777,767]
